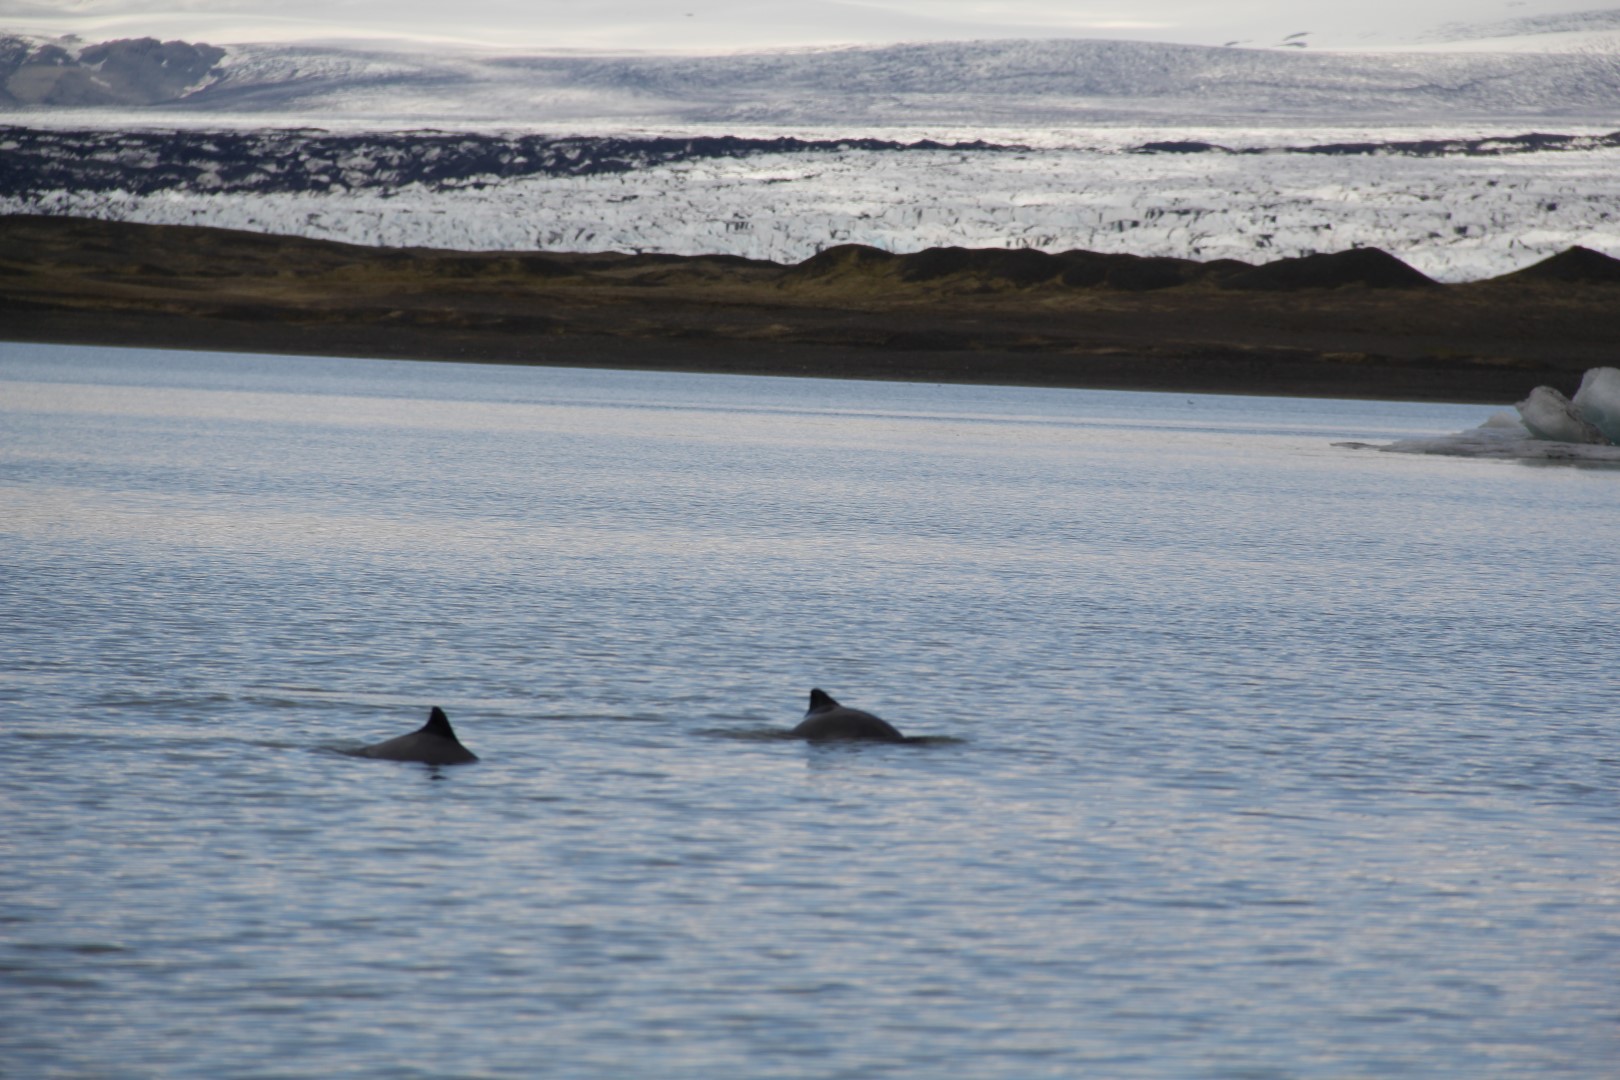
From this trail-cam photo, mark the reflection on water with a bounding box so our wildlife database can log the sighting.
[2,343,1617,1078]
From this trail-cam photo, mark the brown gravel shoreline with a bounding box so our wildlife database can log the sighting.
[5,215,1616,404]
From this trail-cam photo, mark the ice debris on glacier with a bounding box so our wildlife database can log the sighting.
[6,131,1620,283]
[1377,367,1620,463]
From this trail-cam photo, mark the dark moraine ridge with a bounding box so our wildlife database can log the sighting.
[5,126,1618,203]
[3,214,1617,403]
[1132,131,1620,157]
[1498,245,1620,284]
[0,126,1015,198]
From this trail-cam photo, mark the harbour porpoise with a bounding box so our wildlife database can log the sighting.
[791,689,904,741]
[353,707,479,765]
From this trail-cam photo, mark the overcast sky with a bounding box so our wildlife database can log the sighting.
[0,0,1588,51]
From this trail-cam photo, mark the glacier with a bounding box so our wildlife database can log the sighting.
[3,34,1619,281]
[5,126,1619,282]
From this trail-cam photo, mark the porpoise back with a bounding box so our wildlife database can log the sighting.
[791,688,904,741]
[354,706,479,765]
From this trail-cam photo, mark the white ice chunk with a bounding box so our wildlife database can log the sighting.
[1515,385,1609,445]
[1376,369,1620,461]
[1571,366,1620,444]
[1381,414,1531,457]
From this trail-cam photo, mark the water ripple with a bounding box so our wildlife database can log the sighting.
[2,345,1617,1079]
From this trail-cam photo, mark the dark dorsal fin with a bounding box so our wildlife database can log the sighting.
[423,706,457,740]
[808,688,837,712]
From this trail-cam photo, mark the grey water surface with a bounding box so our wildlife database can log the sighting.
[2,342,1616,1079]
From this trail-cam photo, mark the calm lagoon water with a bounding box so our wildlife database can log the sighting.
[2,342,1617,1078]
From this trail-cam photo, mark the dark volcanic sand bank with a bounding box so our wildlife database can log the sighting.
[3,215,1617,402]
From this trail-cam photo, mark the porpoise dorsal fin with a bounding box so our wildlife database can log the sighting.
[423,706,457,739]
[808,688,837,712]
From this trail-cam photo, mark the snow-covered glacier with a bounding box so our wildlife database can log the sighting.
[12,35,1618,126]
[5,125,1619,282]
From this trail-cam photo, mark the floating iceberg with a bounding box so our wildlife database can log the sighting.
[1370,366,1620,463]
[1570,366,1620,444]
[1515,385,1609,445]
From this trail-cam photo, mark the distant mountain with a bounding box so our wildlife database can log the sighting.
[2,34,1618,123]
[0,36,224,106]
